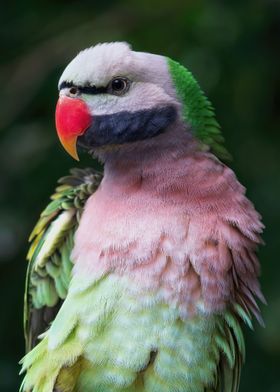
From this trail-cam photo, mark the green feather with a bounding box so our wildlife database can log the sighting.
[23,168,102,352]
[22,267,247,392]
[168,57,231,161]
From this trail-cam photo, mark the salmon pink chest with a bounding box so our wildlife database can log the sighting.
[72,180,188,277]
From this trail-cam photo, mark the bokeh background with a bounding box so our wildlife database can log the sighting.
[1,0,280,391]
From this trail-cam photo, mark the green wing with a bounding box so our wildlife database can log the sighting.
[215,310,245,392]
[24,168,102,352]
[207,304,254,392]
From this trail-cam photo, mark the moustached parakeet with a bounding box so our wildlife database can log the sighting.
[20,42,265,392]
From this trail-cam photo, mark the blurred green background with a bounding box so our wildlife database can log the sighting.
[1,0,279,391]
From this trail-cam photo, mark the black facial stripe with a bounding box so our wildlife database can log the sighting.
[59,81,74,90]
[59,81,107,95]
[78,105,177,148]
[80,85,107,94]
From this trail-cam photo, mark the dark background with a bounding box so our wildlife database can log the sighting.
[0,1,279,391]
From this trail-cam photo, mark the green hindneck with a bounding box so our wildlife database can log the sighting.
[167,58,231,161]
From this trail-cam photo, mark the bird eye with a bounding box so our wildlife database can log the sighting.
[69,86,79,97]
[109,77,130,95]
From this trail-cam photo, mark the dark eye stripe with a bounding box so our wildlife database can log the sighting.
[59,81,74,90]
[59,81,107,95]
[79,85,107,94]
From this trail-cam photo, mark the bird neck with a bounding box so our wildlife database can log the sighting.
[100,122,199,187]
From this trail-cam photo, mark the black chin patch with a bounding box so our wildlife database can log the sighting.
[78,105,177,148]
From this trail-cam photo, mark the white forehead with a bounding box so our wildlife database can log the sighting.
[59,42,174,94]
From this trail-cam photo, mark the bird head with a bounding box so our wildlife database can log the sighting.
[56,42,229,161]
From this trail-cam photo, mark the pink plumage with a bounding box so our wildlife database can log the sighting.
[73,127,264,320]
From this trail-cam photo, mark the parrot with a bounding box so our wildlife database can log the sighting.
[20,42,265,392]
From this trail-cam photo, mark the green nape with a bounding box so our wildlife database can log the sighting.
[167,58,231,161]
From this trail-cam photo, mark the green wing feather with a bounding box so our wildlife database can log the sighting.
[24,168,102,352]
[210,304,254,392]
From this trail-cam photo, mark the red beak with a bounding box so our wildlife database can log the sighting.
[55,96,92,160]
